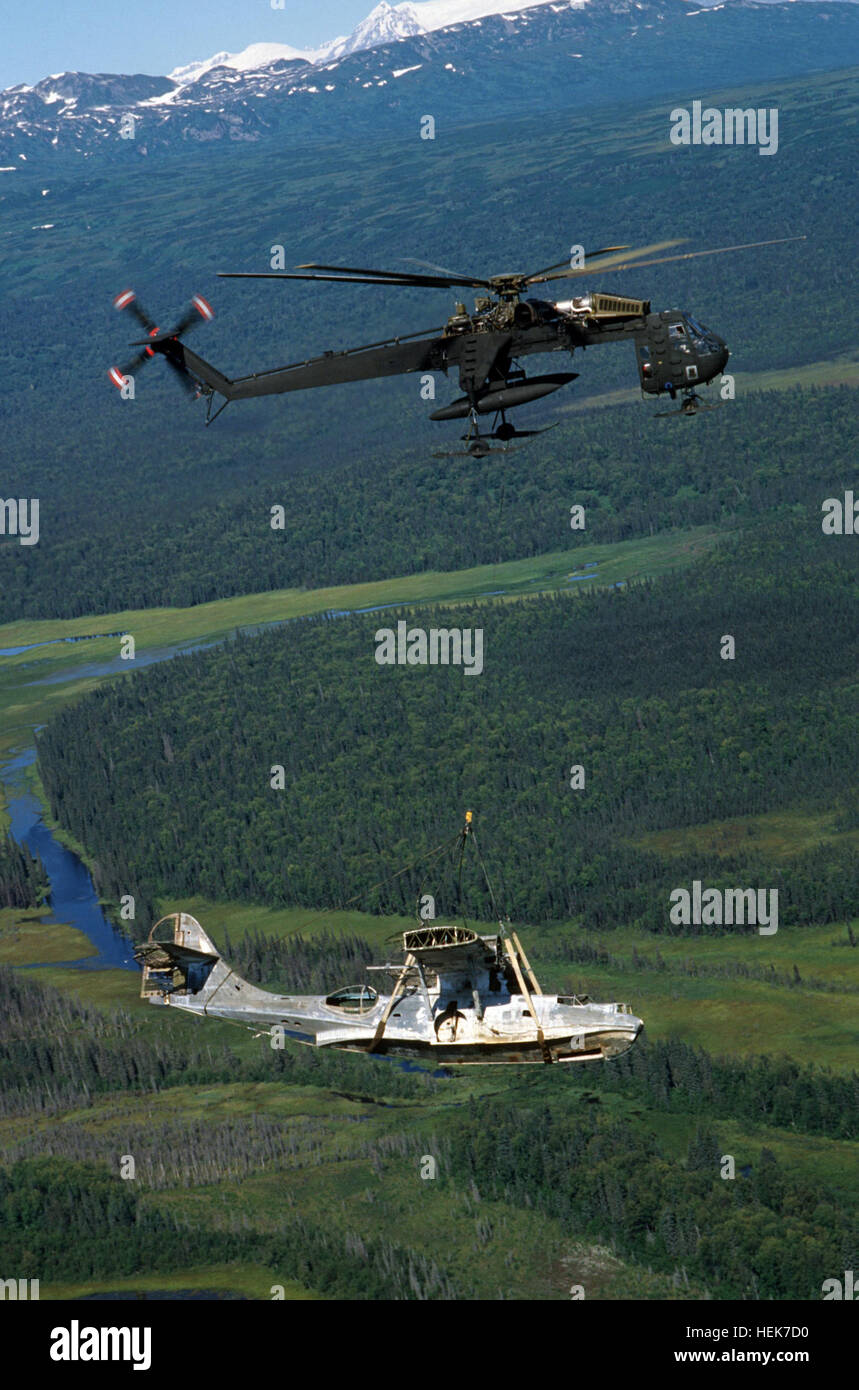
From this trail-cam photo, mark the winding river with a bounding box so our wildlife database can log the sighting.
[0,596,476,971]
[2,746,136,970]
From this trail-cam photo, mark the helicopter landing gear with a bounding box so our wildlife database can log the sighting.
[494,417,516,442]
[655,387,720,420]
[463,408,493,457]
[430,408,559,458]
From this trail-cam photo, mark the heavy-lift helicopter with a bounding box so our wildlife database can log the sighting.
[134,813,643,1065]
[110,235,802,455]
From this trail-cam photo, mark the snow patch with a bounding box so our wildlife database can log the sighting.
[140,86,182,106]
[169,41,319,87]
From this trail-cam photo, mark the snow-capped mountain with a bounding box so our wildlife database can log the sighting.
[167,0,568,84]
[319,0,573,60]
[321,3,428,61]
[1,0,857,166]
[168,43,333,89]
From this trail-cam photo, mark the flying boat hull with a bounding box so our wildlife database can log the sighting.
[136,914,643,1067]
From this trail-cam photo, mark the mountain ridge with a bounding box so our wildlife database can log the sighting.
[1,0,857,165]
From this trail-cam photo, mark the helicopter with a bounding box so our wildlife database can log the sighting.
[109,235,803,452]
[133,814,644,1065]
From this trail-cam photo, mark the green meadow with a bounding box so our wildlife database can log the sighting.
[0,525,722,757]
[634,809,859,863]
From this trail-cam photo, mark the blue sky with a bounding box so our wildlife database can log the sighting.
[1,0,375,89]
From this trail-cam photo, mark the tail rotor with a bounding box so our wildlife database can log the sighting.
[108,290,215,397]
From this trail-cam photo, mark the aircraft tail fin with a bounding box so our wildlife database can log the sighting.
[160,339,238,400]
[135,912,225,1000]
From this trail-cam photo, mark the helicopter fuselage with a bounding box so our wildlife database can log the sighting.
[434,293,730,406]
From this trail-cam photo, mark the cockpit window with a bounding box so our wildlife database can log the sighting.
[683,315,720,351]
[668,322,687,338]
[325,985,378,1014]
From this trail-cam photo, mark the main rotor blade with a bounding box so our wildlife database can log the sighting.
[537,235,806,283]
[219,269,491,289]
[401,256,479,278]
[529,240,685,284]
[298,261,491,288]
[523,245,631,281]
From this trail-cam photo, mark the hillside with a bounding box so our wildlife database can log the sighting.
[0,66,856,622]
[4,1,857,163]
[36,520,859,931]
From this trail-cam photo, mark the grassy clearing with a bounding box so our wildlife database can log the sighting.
[579,1092,859,1203]
[0,525,722,755]
[0,908,96,966]
[156,895,420,952]
[535,917,859,987]
[0,672,110,759]
[57,1081,388,1129]
[0,526,721,654]
[27,964,147,1011]
[701,1120,859,1204]
[545,961,859,1071]
[634,808,859,861]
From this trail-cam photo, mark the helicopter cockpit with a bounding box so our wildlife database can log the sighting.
[634,306,729,409]
[679,313,724,353]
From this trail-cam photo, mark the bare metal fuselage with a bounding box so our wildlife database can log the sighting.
[137,914,643,1066]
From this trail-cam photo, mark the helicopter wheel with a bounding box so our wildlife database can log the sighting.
[494,412,516,442]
